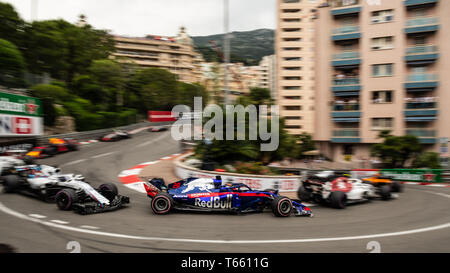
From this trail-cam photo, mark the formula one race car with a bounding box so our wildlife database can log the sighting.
[144,176,312,217]
[99,130,131,142]
[362,174,403,193]
[148,126,168,132]
[1,165,129,214]
[26,138,79,159]
[297,171,392,209]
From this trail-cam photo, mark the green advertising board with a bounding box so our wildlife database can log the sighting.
[381,169,443,183]
[0,92,42,117]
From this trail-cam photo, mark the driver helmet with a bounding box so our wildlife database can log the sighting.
[213,176,222,188]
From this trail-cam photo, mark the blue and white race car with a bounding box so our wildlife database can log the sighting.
[144,176,312,217]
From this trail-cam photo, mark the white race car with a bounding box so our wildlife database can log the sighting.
[1,165,129,214]
[298,172,392,209]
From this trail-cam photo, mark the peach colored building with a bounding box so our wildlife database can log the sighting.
[276,0,320,136]
[112,27,205,84]
[314,0,449,164]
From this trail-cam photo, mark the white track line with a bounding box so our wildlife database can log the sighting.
[29,214,47,219]
[60,159,86,167]
[91,152,115,159]
[79,225,100,230]
[50,220,69,225]
[0,201,448,244]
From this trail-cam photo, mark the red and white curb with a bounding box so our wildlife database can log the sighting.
[401,182,450,188]
[118,153,181,193]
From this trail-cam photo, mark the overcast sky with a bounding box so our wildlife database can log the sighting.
[4,0,277,37]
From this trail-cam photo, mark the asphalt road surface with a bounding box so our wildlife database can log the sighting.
[0,129,449,253]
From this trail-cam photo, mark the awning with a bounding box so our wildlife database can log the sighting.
[405,117,436,122]
[333,118,360,123]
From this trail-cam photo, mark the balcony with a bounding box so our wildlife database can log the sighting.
[404,0,439,8]
[405,17,439,34]
[332,104,361,123]
[332,52,361,67]
[331,130,361,143]
[330,0,361,17]
[405,102,437,110]
[405,129,437,144]
[405,45,439,65]
[332,77,361,95]
[332,26,361,41]
[404,73,438,92]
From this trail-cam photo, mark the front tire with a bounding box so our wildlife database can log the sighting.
[55,189,78,211]
[329,191,347,209]
[3,175,21,193]
[151,193,173,215]
[271,196,292,217]
[98,183,118,201]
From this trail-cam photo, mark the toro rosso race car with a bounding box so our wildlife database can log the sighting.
[1,165,129,214]
[26,138,79,159]
[144,176,312,217]
[297,171,393,209]
[100,130,131,142]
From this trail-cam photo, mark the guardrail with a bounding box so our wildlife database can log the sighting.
[36,121,173,145]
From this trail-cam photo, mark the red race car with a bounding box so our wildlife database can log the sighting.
[26,138,79,158]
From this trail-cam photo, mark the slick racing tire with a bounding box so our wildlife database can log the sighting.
[3,175,21,193]
[329,191,347,209]
[55,189,78,211]
[151,192,174,215]
[22,156,35,165]
[379,185,392,200]
[271,196,293,217]
[297,185,312,202]
[98,183,118,202]
[391,181,403,193]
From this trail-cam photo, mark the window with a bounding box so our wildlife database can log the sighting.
[372,118,393,130]
[284,57,302,61]
[283,0,300,3]
[372,64,393,77]
[284,86,301,90]
[284,106,302,111]
[282,9,301,13]
[284,67,301,71]
[371,36,394,50]
[284,76,302,80]
[283,28,302,32]
[283,38,302,42]
[414,36,427,46]
[284,96,302,100]
[285,125,302,129]
[285,116,302,120]
[371,10,394,24]
[283,47,301,51]
[372,91,393,104]
[283,18,301,23]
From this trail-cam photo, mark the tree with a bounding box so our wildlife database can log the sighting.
[0,38,25,87]
[0,2,24,46]
[371,134,422,168]
[22,19,114,84]
[296,133,316,158]
[412,152,441,169]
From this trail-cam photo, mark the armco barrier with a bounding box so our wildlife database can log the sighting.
[36,121,173,145]
[174,154,301,192]
[380,169,444,183]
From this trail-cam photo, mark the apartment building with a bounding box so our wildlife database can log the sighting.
[276,0,320,136]
[314,0,449,163]
[259,55,277,99]
[112,27,205,84]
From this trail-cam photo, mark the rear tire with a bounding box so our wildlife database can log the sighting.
[55,189,78,211]
[329,191,347,209]
[98,183,118,201]
[391,181,403,193]
[297,185,312,202]
[271,196,292,217]
[151,193,173,215]
[3,175,21,193]
[379,185,392,200]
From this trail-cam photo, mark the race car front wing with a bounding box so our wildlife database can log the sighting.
[72,195,130,215]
